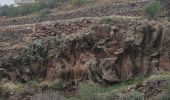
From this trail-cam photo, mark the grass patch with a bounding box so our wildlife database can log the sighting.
[146,73,170,81]
[121,91,144,100]
[67,75,146,100]
[39,9,51,17]
[0,0,59,16]
[156,77,170,100]
[0,82,23,99]
[0,80,63,99]
[143,0,160,19]
[167,17,170,22]
[101,16,116,24]
[71,0,90,6]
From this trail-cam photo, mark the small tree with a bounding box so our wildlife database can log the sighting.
[144,0,161,19]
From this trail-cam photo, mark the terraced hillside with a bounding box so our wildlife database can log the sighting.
[0,0,170,100]
[0,0,149,26]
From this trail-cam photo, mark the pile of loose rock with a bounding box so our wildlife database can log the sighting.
[33,19,93,37]
[137,80,166,99]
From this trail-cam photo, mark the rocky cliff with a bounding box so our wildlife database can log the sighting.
[0,17,170,86]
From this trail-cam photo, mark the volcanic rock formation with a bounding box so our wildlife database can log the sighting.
[0,18,170,85]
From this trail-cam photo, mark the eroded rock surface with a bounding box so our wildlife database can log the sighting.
[0,18,170,85]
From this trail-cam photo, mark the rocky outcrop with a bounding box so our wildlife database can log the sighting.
[0,18,170,85]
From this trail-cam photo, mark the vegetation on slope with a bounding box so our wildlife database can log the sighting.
[0,0,60,16]
[1,68,169,100]
[0,0,91,17]
[0,0,170,100]
[143,0,161,19]
[66,74,170,100]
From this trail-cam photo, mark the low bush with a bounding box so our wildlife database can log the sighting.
[71,0,90,6]
[0,0,60,16]
[0,82,23,99]
[0,80,64,99]
[167,17,170,22]
[25,39,46,61]
[101,17,116,24]
[39,9,51,17]
[31,92,64,100]
[78,82,106,100]
[159,93,170,100]
[143,0,161,19]
[48,80,63,91]
[159,79,170,100]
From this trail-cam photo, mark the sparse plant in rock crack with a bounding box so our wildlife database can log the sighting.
[143,0,161,19]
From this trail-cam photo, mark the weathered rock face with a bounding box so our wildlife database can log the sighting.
[0,18,170,84]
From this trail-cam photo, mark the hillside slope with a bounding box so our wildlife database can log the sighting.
[0,0,170,100]
[0,16,170,99]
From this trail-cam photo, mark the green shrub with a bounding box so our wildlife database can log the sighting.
[40,9,51,17]
[166,79,170,93]
[104,94,119,100]
[167,17,170,22]
[38,0,59,9]
[79,82,105,100]
[121,91,144,100]
[0,0,60,16]
[48,81,63,91]
[143,0,160,19]
[26,39,46,61]
[158,93,170,100]
[101,17,116,24]
[71,0,89,6]
[31,92,64,100]
[0,83,23,99]
[159,79,170,100]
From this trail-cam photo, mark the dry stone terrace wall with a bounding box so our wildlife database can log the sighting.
[0,18,170,85]
[0,19,95,69]
[0,1,147,26]
[1,0,170,27]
